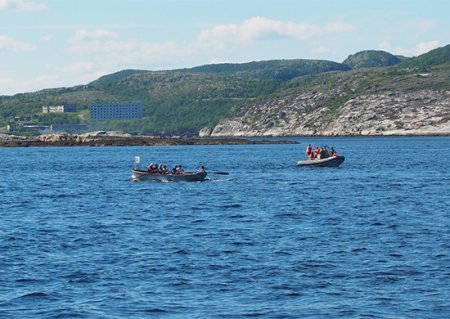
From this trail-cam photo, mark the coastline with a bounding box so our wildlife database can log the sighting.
[0,133,298,147]
[1,131,448,148]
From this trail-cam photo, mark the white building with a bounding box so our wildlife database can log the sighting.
[42,104,77,113]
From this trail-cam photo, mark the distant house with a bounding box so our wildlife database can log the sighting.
[89,102,143,121]
[7,116,32,122]
[42,104,77,113]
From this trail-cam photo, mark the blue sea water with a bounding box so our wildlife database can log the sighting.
[0,136,449,318]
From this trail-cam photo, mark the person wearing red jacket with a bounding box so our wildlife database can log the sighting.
[306,144,312,155]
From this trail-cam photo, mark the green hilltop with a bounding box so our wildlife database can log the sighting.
[0,44,449,135]
[398,44,450,68]
[343,50,402,68]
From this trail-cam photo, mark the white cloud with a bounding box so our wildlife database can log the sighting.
[68,28,135,54]
[72,28,118,42]
[39,34,53,43]
[323,22,357,33]
[0,75,25,95]
[0,35,35,52]
[379,40,440,57]
[56,62,93,73]
[69,38,136,54]
[34,74,58,86]
[414,40,439,55]
[0,73,58,95]
[0,75,14,88]
[0,0,47,12]
[379,41,410,56]
[311,46,329,54]
[67,28,188,68]
[139,41,180,59]
[197,17,356,50]
[65,18,357,72]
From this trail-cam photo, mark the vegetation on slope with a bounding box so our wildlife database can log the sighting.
[343,50,402,68]
[398,44,450,69]
[0,44,449,135]
[184,59,350,81]
[1,59,349,134]
[89,69,148,88]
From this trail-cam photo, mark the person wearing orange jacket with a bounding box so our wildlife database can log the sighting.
[314,147,321,157]
[306,144,312,155]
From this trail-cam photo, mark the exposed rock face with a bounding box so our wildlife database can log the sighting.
[323,90,450,135]
[203,89,450,136]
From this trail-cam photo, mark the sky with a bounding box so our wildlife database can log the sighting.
[0,0,448,95]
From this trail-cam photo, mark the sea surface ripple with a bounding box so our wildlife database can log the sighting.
[0,137,449,318]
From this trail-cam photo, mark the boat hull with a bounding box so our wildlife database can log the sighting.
[131,169,207,182]
[297,156,345,167]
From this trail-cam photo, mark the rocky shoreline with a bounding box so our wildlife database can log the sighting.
[200,89,450,137]
[0,132,297,147]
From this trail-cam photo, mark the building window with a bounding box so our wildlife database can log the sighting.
[89,103,143,121]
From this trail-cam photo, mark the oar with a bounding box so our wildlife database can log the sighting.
[211,171,229,175]
[198,165,229,175]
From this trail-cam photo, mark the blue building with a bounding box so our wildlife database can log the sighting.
[90,103,143,121]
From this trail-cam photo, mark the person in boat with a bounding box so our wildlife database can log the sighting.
[148,163,158,174]
[197,166,205,173]
[320,147,329,159]
[306,144,312,156]
[172,165,184,175]
[309,151,315,160]
[331,148,338,157]
[314,147,321,158]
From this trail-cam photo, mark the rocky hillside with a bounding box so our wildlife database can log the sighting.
[0,59,350,134]
[1,44,449,136]
[204,87,450,136]
[202,45,450,136]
